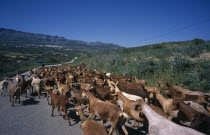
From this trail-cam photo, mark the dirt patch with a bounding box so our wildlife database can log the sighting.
[192,52,210,62]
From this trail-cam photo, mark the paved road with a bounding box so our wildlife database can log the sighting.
[0,94,83,135]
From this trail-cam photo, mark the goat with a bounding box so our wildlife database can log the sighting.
[80,82,93,91]
[155,92,175,120]
[43,85,54,105]
[31,76,42,98]
[18,75,30,98]
[55,80,71,96]
[175,100,210,134]
[133,76,147,85]
[0,81,3,95]
[93,85,113,101]
[85,90,128,135]
[7,79,21,107]
[1,80,9,96]
[132,100,204,135]
[49,90,71,126]
[112,92,146,127]
[81,119,108,135]
[184,101,209,115]
[144,84,161,103]
[109,80,150,102]
[118,82,150,100]
[71,87,89,106]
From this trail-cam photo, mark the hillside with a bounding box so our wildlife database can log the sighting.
[75,39,210,92]
[0,28,122,51]
[0,28,123,79]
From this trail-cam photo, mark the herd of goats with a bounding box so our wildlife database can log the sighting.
[0,63,210,135]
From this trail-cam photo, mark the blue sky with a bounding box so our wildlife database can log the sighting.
[0,0,210,47]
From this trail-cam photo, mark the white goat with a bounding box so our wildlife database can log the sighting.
[31,76,41,98]
[135,100,204,135]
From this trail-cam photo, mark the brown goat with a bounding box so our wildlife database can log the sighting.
[56,80,71,96]
[71,87,89,106]
[155,92,175,120]
[93,85,113,101]
[176,100,210,134]
[117,81,150,99]
[49,90,71,126]
[112,92,146,127]
[80,82,93,91]
[8,79,21,107]
[81,119,108,135]
[85,91,128,135]
[133,76,147,85]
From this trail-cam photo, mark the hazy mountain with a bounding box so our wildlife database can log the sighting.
[0,28,122,50]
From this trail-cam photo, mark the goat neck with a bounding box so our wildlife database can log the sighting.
[115,92,128,104]
[155,93,166,104]
[85,91,95,101]
[178,101,197,121]
[141,102,160,123]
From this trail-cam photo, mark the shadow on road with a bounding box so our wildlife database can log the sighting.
[67,104,81,126]
[22,97,40,106]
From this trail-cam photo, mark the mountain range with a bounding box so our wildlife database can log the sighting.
[0,28,122,51]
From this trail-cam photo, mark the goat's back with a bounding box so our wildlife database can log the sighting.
[90,99,121,121]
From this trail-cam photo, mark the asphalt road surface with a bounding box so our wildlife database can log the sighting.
[0,94,83,135]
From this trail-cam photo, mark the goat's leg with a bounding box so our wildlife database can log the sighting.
[130,120,142,127]
[38,90,41,98]
[18,94,20,104]
[11,96,14,107]
[9,95,11,102]
[58,107,62,116]
[47,92,51,105]
[25,88,28,98]
[88,112,95,120]
[130,120,137,127]
[101,120,105,125]
[121,125,128,135]
[31,86,33,94]
[51,105,55,117]
[3,88,5,96]
[109,122,116,135]
[64,107,71,126]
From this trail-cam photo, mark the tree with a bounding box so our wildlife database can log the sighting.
[192,38,205,45]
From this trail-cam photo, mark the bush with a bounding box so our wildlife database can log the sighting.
[169,54,194,72]
[192,38,205,46]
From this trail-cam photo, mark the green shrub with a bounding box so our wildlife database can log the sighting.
[192,38,205,46]
[169,54,194,72]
